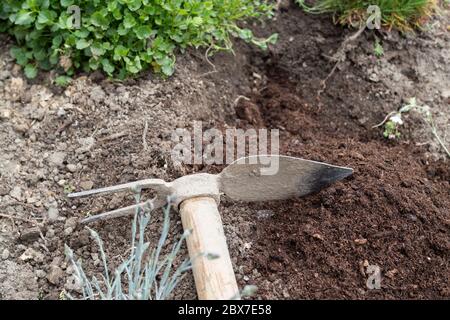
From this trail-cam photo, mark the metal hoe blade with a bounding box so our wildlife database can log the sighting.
[219,155,353,202]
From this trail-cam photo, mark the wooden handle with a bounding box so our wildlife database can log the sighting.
[180,197,240,300]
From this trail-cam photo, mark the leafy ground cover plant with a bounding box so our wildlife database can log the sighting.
[296,0,439,31]
[0,0,276,79]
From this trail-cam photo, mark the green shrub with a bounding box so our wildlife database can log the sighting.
[0,0,276,79]
[297,0,438,31]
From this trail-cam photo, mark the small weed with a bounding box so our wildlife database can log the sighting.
[375,98,450,158]
[375,97,418,140]
[54,75,72,87]
[63,184,75,194]
[383,117,402,139]
[374,38,384,57]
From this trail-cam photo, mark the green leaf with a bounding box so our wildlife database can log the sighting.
[125,56,142,74]
[52,35,63,48]
[191,17,203,27]
[74,29,90,38]
[10,47,29,66]
[135,25,152,40]
[15,11,34,25]
[113,45,129,60]
[24,64,38,79]
[123,13,136,29]
[89,58,100,70]
[161,63,174,76]
[90,43,106,57]
[101,59,115,75]
[107,1,118,12]
[33,48,47,61]
[37,10,57,24]
[55,75,72,87]
[76,38,91,50]
[60,0,74,7]
[117,24,129,36]
[91,11,109,29]
[128,0,142,11]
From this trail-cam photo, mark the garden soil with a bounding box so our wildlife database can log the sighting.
[0,3,448,299]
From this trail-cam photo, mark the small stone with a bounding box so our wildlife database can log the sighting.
[19,248,35,262]
[29,106,46,121]
[0,70,10,81]
[441,89,450,100]
[65,275,82,293]
[50,256,63,267]
[47,152,66,167]
[386,269,398,279]
[57,179,67,186]
[19,227,41,243]
[9,186,23,201]
[47,266,64,285]
[313,233,324,241]
[66,164,77,173]
[64,227,74,236]
[46,228,55,238]
[90,86,106,103]
[68,229,90,248]
[354,238,368,245]
[64,217,78,230]
[75,137,95,154]
[9,77,25,99]
[80,180,94,190]
[243,276,250,282]
[0,185,9,196]
[1,248,10,260]
[13,123,29,134]
[47,206,59,221]
[57,107,66,117]
[392,72,402,82]
[26,197,38,204]
[0,108,12,120]
[35,269,47,278]
[19,248,44,263]
[369,73,380,82]
[66,265,74,275]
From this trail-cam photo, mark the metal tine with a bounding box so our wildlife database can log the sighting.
[81,200,158,224]
[68,179,167,198]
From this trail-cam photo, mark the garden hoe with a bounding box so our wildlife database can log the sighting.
[69,155,353,300]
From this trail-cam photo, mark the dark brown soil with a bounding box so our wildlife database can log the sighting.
[231,5,450,299]
[236,79,449,299]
